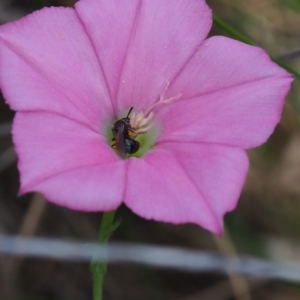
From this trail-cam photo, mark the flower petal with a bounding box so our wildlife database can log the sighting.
[124,143,248,234]
[75,0,212,112]
[24,164,125,211]
[75,0,140,108]
[157,37,293,149]
[0,7,112,129]
[13,111,125,210]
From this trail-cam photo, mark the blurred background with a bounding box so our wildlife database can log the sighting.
[1,0,300,299]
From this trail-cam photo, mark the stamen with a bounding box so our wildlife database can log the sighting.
[129,111,137,128]
[130,112,144,129]
[135,112,145,125]
[135,123,154,134]
[138,111,154,127]
[129,81,181,137]
[160,80,170,100]
[144,81,182,117]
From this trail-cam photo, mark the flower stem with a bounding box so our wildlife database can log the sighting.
[91,210,119,300]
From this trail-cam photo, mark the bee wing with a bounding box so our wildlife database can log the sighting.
[112,122,128,158]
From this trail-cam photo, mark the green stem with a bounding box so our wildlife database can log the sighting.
[213,15,255,45]
[91,210,119,300]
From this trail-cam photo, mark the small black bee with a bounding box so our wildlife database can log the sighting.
[111,107,140,158]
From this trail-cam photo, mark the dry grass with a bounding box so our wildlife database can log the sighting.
[1,0,300,299]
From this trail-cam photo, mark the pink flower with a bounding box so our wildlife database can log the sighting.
[0,0,292,234]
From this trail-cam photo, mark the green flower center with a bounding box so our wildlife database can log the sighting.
[105,81,181,159]
[106,109,158,159]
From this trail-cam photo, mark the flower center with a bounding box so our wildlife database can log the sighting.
[109,82,181,158]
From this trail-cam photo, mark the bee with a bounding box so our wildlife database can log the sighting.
[111,107,140,158]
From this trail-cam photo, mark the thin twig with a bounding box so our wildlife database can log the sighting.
[1,194,47,297]
[213,233,252,300]
[183,279,263,300]
[0,147,16,173]
[0,122,12,137]
[278,49,300,62]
